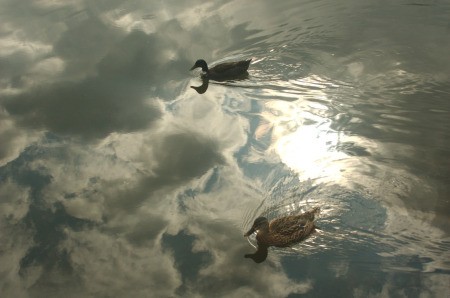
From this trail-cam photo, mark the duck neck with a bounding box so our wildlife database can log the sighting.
[255,225,270,239]
[256,229,272,246]
[201,64,209,72]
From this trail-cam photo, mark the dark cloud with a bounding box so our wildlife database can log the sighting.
[1,13,196,141]
[4,77,161,139]
[0,0,262,146]
[0,121,23,163]
[125,216,169,246]
[152,132,225,182]
[106,131,225,212]
[2,28,195,140]
[52,16,121,78]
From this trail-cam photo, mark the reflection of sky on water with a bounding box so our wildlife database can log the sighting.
[260,97,347,181]
[1,0,450,297]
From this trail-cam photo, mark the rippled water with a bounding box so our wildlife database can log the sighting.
[1,0,450,297]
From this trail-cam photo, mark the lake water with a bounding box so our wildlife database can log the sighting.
[1,0,449,297]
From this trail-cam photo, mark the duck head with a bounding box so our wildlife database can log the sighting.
[190,59,209,72]
[244,217,269,237]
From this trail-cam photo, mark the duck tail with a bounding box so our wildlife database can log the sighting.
[241,58,252,70]
[302,207,321,221]
[311,206,321,215]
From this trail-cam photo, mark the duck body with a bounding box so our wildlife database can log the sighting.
[190,59,252,80]
[244,207,320,263]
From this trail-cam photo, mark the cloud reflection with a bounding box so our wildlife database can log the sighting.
[1,0,449,296]
[3,28,192,140]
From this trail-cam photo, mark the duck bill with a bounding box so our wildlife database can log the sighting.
[244,226,255,237]
[190,65,197,70]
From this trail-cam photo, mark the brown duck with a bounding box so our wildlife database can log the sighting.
[190,58,252,80]
[244,207,320,263]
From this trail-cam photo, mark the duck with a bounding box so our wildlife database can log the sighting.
[244,207,320,263]
[190,58,252,80]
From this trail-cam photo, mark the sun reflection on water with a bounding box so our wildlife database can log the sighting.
[259,79,347,181]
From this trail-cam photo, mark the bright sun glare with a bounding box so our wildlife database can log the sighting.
[259,91,346,181]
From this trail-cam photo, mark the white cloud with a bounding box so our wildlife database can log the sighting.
[0,110,43,166]
[0,180,33,297]
[59,228,182,297]
[183,214,313,297]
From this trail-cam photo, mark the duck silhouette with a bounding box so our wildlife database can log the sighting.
[190,78,209,94]
[190,58,252,81]
[244,207,320,263]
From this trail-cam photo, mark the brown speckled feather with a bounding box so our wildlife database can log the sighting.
[244,207,320,263]
[257,207,320,247]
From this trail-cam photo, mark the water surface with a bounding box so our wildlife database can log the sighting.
[1,0,449,297]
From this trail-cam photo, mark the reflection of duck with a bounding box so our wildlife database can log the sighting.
[190,78,209,94]
[244,207,320,263]
[190,59,252,81]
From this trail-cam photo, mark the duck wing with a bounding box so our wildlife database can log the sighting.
[270,220,316,247]
[269,207,320,235]
[210,59,252,73]
[266,208,320,247]
[269,215,305,235]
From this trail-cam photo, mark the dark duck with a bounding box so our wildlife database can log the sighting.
[190,58,252,81]
[244,207,320,263]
